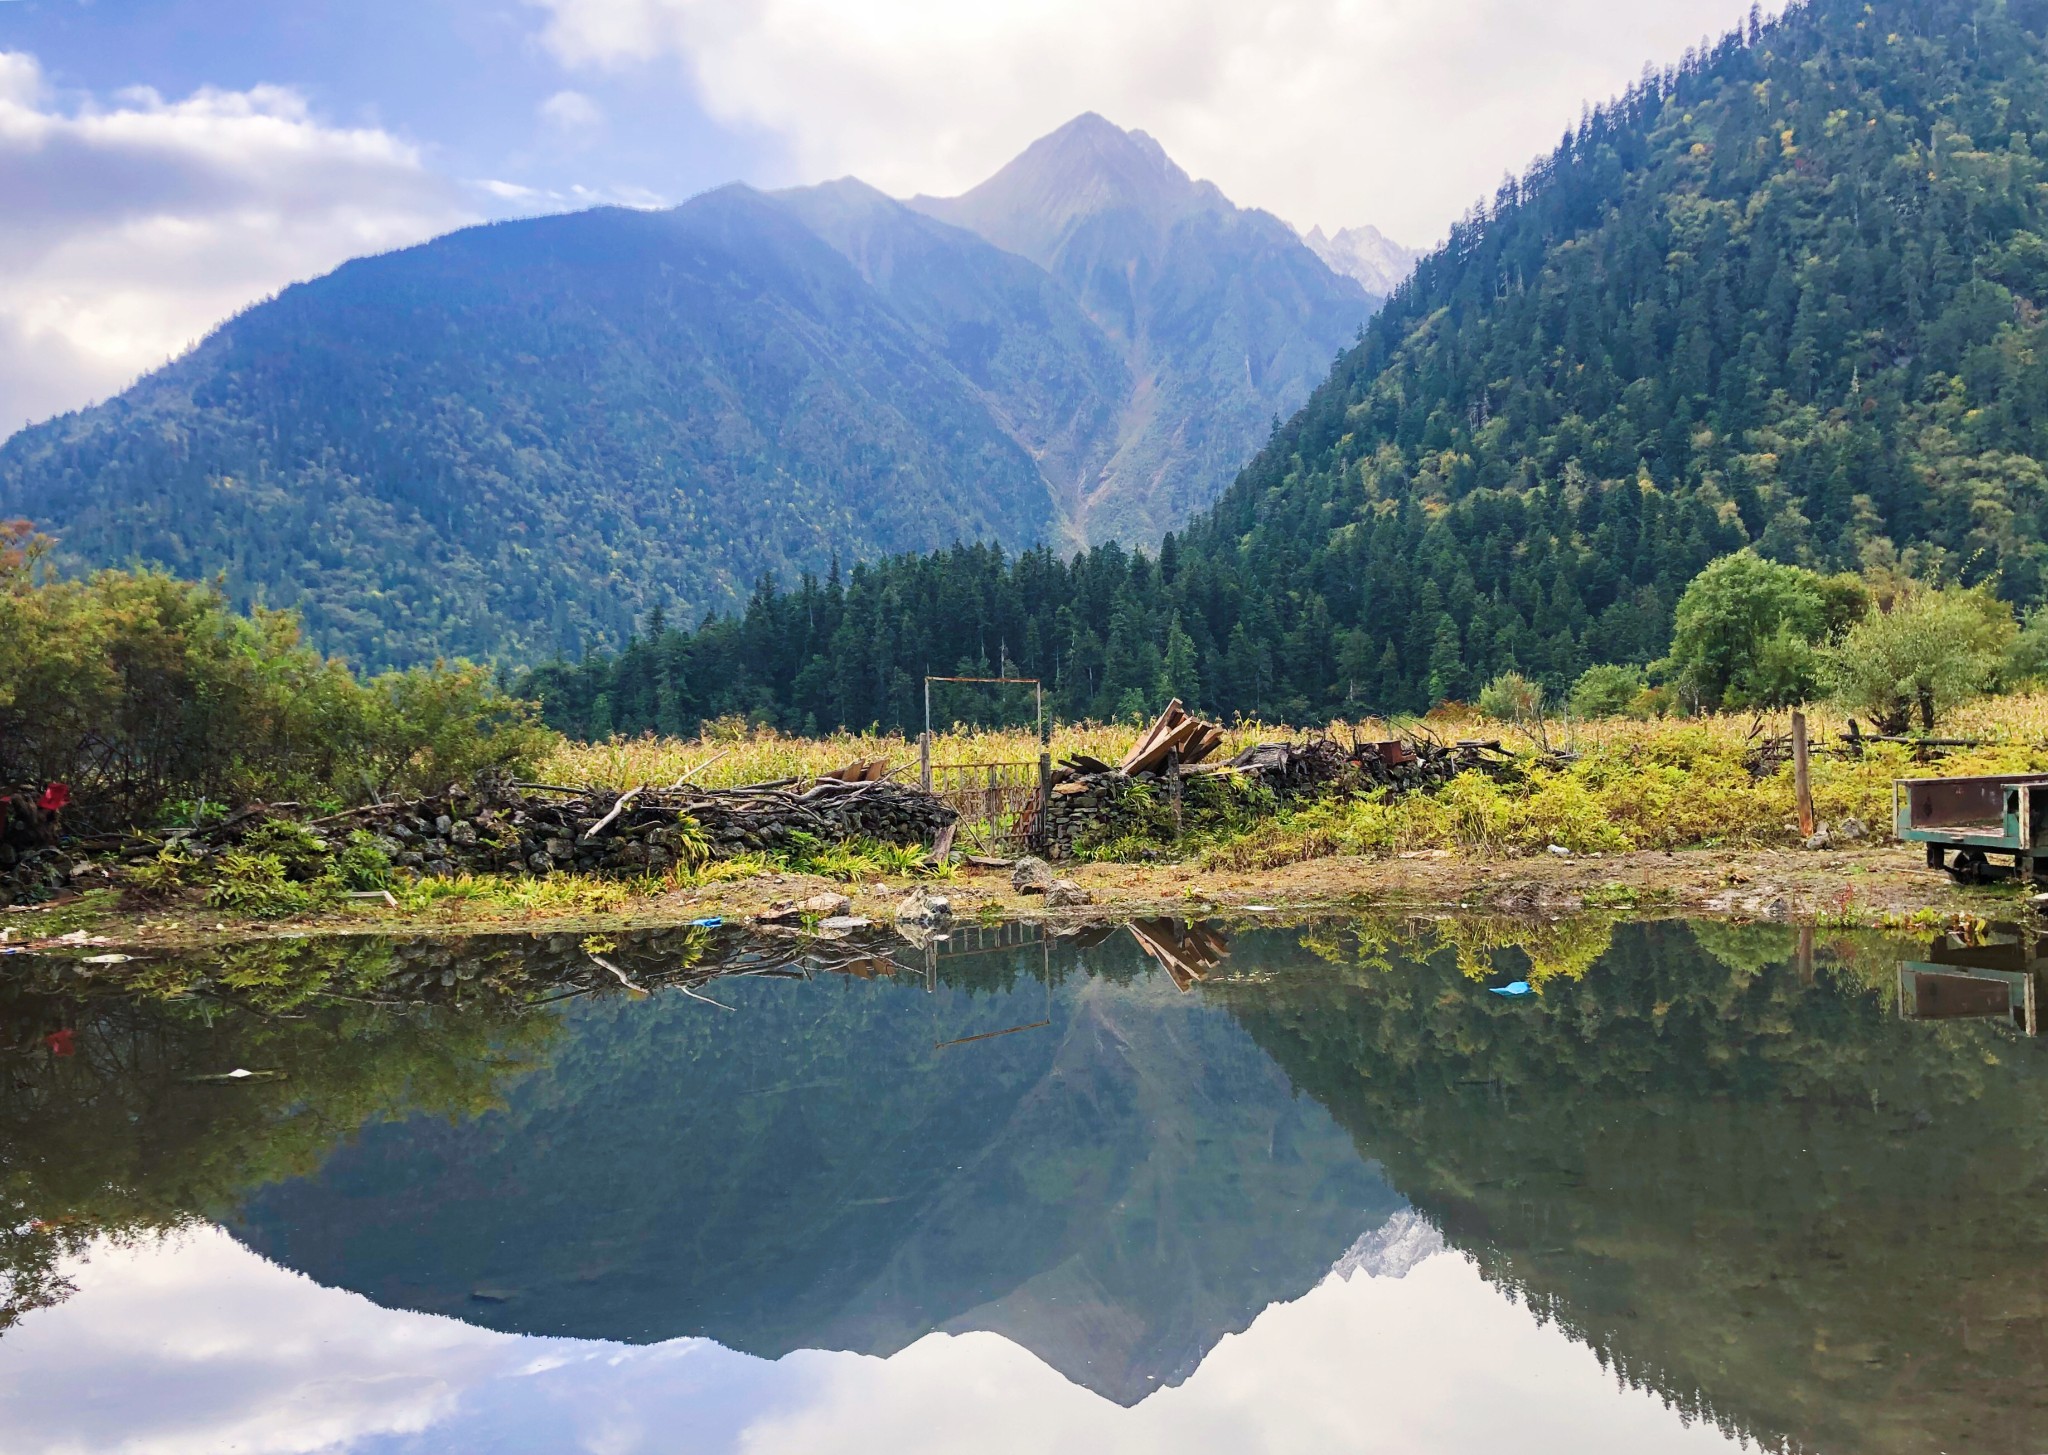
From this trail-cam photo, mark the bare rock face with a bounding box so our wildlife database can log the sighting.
[1045,879,1092,907]
[1012,856,1057,894]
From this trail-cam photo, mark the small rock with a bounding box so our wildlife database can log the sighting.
[449,820,478,847]
[1803,827,1833,850]
[1012,856,1057,894]
[818,915,871,931]
[545,837,575,861]
[1546,844,1572,857]
[1835,817,1867,842]
[895,890,953,925]
[435,815,454,835]
[1045,879,1092,907]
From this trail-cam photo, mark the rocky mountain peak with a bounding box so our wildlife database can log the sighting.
[911,112,1225,268]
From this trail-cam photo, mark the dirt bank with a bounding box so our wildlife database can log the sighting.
[0,841,2018,955]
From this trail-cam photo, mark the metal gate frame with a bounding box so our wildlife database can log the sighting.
[920,675,1051,850]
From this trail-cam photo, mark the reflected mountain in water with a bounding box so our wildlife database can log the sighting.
[11,917,2048,1453]
[230,932,1402,1405]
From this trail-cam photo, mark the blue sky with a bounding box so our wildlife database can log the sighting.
[0,0,1777,433]
[2,0,773,208]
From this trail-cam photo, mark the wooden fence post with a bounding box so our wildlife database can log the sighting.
[919,731,932,793]
[1792,710,1815,838]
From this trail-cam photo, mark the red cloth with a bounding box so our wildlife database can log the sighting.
[45,1029,75,1057]
[37,783,69,813]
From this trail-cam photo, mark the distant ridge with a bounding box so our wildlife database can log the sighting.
[1301,223,1423,299]
[0,114,1396,668]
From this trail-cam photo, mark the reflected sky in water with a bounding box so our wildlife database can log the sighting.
[3,917,2046,1452]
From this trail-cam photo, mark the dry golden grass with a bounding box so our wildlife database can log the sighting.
[539,718,1287,791]
[539,693,2048,864]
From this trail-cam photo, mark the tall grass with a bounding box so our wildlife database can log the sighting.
[538,694,2048,866]
[540,718,1282,791]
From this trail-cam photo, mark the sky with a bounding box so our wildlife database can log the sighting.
[0,0,1777,434]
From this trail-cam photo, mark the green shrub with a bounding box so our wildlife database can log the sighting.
[205,851,315,918]
[321,831,396,892]
[1568,664,1646,719]
[126,848,200,898]
[1823,586,2015,733]
[1477,671,1545,724]
[0,522,558,828]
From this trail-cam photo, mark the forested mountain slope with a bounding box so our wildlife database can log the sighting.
[0,117,1380,670]
[0,189,1059,668]
[532,0,2048,734]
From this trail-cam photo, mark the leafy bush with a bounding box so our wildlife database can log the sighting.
[322,831,396,893]
[1823,586,2015,733]
[1660,552,1837,710]
[0,522,557,826]
[205,851,315,918]
[1568,664,1646,719]
[1477,672,1544,725]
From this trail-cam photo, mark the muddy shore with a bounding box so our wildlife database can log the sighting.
[1,841,2022,954]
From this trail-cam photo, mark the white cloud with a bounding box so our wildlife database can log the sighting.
[2,1225,1739,1454]
[531,0,1777,244]
[0,52,478,434]
[539,88,605,140]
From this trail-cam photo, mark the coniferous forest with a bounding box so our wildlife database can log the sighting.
[525,0,2048,737]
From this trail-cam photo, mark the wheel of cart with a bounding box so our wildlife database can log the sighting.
[1947,847,1993,884]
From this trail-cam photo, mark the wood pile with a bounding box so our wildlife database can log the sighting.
[1221,733,1507,796]
[1117,700,1225,774]
[165,769,957,879]
[1127,917,1230,991]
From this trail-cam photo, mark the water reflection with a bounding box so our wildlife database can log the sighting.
[1899,922,2046,1033]
[0,917,2045,1453]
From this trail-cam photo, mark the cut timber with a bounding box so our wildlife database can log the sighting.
[1119,700,1226,775]
[1128,917,1232,992]
[819,759,888,783]
[1119,699,1187,772]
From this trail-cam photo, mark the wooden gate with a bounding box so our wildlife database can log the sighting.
[929,760,1044,850]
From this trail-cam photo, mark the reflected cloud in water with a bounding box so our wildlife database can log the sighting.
[1,1223,1737,1455]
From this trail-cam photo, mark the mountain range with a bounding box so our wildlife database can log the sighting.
[0,114,1395,669]
[230,939,1401,1407]
[526,0,2048,737]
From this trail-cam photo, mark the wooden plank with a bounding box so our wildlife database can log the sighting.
[1911,971,2013,1020]
[1119,699,1187,773]
[1126,718,1203,776]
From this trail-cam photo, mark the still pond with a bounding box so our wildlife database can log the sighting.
[1,916,2044,1453]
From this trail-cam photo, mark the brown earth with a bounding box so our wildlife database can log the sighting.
[1,841,2022,955]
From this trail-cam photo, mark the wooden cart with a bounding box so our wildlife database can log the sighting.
[1894,772,2048,883]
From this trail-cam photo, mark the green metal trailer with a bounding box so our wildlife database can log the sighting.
[1893,772,2048,883]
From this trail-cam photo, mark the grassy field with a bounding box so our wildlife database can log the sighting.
[538,695,2048,869]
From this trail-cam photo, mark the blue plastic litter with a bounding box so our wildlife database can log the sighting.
[688,917,724,929]
[1488,980,1534,998]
